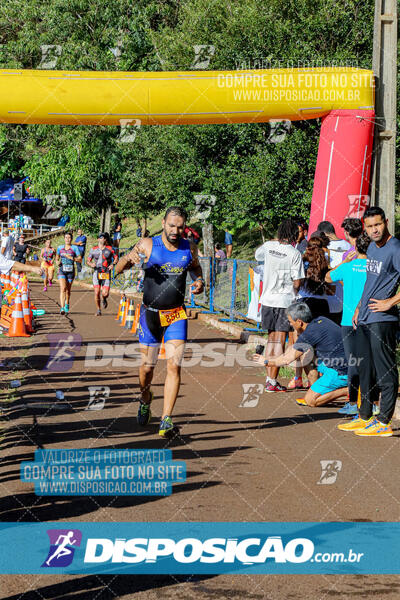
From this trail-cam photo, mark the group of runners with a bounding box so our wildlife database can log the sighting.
[39,231,117,316]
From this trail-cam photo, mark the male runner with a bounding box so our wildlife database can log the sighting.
[87,233,118,316]
[115,206,204,437]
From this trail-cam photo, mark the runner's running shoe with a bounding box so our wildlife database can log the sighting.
[338,402,358,416]
[43,286,47,292]
[49,280,52,286]
[159,416,177,438]
[96,309,102,316]
[265,381,287,393]
[60,307,65,315]
[354,419,393,437]
[64,304,69,314]
[137,402,152,426]
[102,297,108,309]
[337,415,373,431]
[137,391,153,426]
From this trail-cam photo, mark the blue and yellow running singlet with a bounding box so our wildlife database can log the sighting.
[139,235,192,345]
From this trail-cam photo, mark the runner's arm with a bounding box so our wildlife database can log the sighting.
[114,238,151,274]
[86,252,96,268]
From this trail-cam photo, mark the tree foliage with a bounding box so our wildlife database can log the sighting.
[0,0,394,236]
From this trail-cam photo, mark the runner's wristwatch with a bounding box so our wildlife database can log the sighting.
[195,277,205,285]
[264,359,269,366]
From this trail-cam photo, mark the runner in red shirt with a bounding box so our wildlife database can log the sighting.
[87,233,117,316]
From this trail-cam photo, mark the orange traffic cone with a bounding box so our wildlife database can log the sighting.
[116,295,126,322]
[158,337,166,359]
[11,271,19,287]
[131,304,141,335]
[120,298,130,327]
[3,272,11,292]
[21,289,34,333]
[6,292,30,337]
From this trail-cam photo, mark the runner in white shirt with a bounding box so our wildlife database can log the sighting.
[255,218,304,392]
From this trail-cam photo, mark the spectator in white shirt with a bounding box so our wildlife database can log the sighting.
[255,218,305,393]
[1,229,14,260]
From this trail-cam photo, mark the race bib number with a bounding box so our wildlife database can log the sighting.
[62,264,73,272]
[98,272,110,280]
[159,306,187,327]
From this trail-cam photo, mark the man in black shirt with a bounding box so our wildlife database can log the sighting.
[13,234,30,264]
[253,302,348,407]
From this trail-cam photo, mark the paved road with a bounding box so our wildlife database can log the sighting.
[0,282,399,599]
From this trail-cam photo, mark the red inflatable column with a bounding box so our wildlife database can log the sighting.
[309,109,374,238]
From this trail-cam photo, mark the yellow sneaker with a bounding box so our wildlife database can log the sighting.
[296,397,308,406]
[354,419,393,437]
[337,415,373,432]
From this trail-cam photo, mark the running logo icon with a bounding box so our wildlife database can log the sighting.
[86,386,110,410]
[44,334,82,372]
[42,529,82,568]
[239,384,263,408]
[317,460,342,485]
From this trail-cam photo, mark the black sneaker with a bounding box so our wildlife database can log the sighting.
[137,401,152,426]
[102,297,108,309]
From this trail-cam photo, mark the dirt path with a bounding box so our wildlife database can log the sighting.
[0,282,399,599]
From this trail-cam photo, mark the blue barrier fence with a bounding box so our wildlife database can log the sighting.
[187,257,263,330]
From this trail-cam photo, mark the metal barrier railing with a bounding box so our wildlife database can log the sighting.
[186,257,263,329]
[0,222,56,237]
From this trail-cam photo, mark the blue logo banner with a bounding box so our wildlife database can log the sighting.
[0,522,399,574]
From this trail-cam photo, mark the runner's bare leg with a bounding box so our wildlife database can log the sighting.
[162,340,185,417]
[139,344,158,403]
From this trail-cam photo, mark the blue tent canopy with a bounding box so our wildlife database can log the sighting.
[0,177,42,202]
